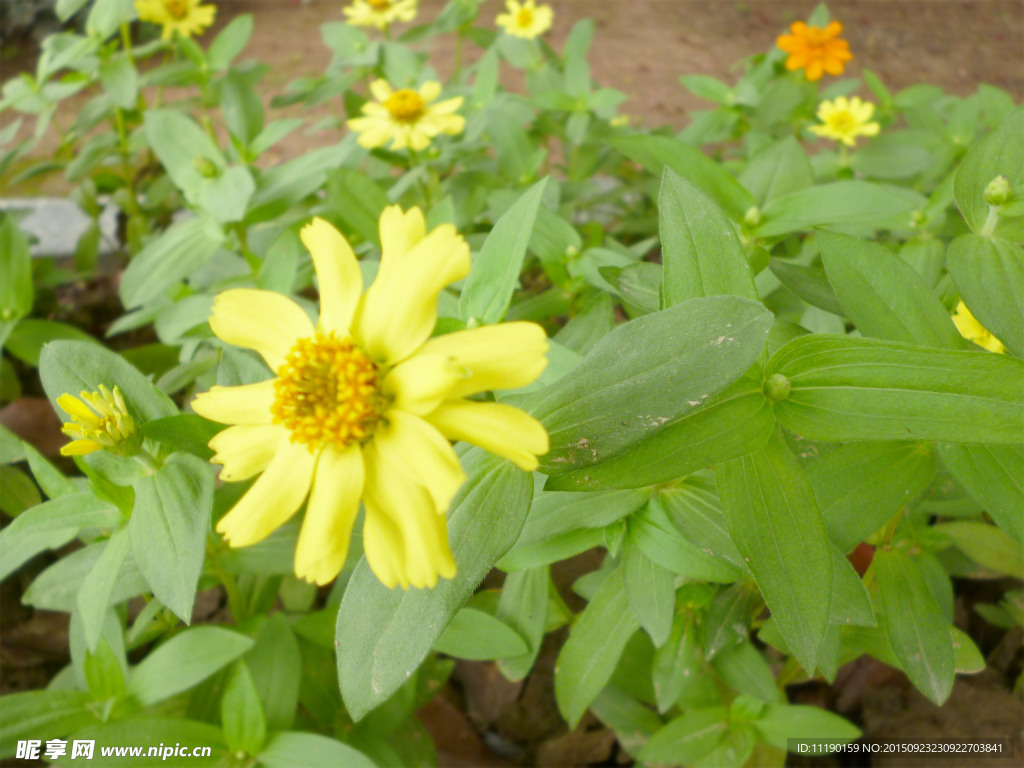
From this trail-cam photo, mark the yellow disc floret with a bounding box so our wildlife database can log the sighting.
[164,0,189,19]
[271,332,382,450]
[385,89,427,123]
[58,385,139,457]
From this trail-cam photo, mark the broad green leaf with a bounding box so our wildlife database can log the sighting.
[0,216,33,346]
[511,488,646,549]
[325,169,390,247]
[652,610,702,713]
[554,566,639,728]
[258,732,375,768]
[711,641,781,704]
[953,105,1023,235]
[544,371,775,491]
[21,440,75,499]
[127,626,254,706]
[141,414,221,460]
[611,134,756,220]
[818,230,964,348]
[553,293,613,355]
[23,541,147,612]
[933,521,1024,579]
[143,109,225,199]
[638,707,729,766]
[83,638,126,701]
[120,216,225,308]
[716,429,833,672]
[807,442,937,552]
[937,443,1023,544]
[0,466,40,516]
[768,259,844,316]
[739,137,814,208]
[85,0,133,39]
[244,614,302,731]
[951,626,985,674]
[0,690,96,758]
[946,234,1023,357]
[660,168,757,307]
[434,607,529,660]
[498,527,604,572]
[755,181,925,238]
[623,537,676,646]
[246,143,355,224]
[591,685,663,757]
[702,581,757,661]
[129,453,214,622]
[629,499,741,583]
[875,550,956,705]
[828,545,875,627]
[337,450,532,720]
[6,319,99,367]
[767,335,1024,444]
[0,492,121,581]
[679,74,732,104]
[850,130,933,179]
[661,476,745,569]
[77,529,130,650]
[752,703,860,751]
[222,661,266,756]
[99,55,138,109]
[496,566,549,681]
[512,296,772,475]
[197,165,256,224]
[221,69,264,145]
[207,14,254,71]
[459,178,549,324]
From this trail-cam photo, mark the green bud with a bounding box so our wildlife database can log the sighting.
[192,155,220,178]
[763,373,791,403]
[744,206,762,227]
[984,175,1010,207]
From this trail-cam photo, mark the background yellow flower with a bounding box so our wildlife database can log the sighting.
[192,210,549,589]
[347,80,465,151]
[496,0,554,39]
[809,96,880,146]
[343,0,418,30]
[952,300,1005,353]
[776,20,852,81]
[134,0,216,40]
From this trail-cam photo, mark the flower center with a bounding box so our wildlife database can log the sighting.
[385,89,426,123]
[367,0,391,8]
[164,0,189,19]
[829,111,857,133]
[804,26,829,46]
[517,7,534,27]
[271,332,382,451]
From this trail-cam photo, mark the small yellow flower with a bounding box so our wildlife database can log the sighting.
[58,385,139,457]
[496,0,553,39]
[347,80,465,151]
[192,210,549,589]
[776,20,852,81]
[134,0,216,41]
[952,301,1005,354]
[809,96,880,146]
[343,0,417,30]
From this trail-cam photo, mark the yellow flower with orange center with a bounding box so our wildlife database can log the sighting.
[496,0,553,39]
[134,0,216,40]
[809,96,880,146]
[776,20,852,81]
[192,209,549,589]
[952,301,1005,354]
[343,0,417,30]
[347,80,465,151]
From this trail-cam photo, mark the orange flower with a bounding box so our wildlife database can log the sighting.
[776,20,852,81]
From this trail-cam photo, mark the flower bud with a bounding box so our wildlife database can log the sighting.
[744,206,762,228]
[984,175,1010,207]
[192,155,220,178]
[763,373,791,402]
[58,385,141,457]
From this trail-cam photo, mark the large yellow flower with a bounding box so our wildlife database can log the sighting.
[952,300,1005,354]
[496,0,553,39]
[347,80,465,151]
[134,0,216,40]
[809,96,880,146]
[776,20,852,81]
[343,0,417,30]
[192,209,549,589]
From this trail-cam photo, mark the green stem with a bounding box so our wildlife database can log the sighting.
[133,450,162,474]
[234,223,260,271]
[211,553,246,624]
[453,27,464,82]
[980,204,1001,238]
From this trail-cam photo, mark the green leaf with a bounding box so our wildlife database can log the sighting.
[496,566,550,681]
[208,14,254,71]
[141,414,221,460]
[591,685,664,757]
[21,440,75,499]
[946,234,1023,357]
[325,169,390,247]
[0,216,33,342]
[258,732,375,768]
[933,521,1024,579]
[755,181,925,237]
[512,296,772,475]
[623,537,676,646]
[739,137,814,208]
[711,641,781,704]
[629,499,741,582]
[127,626,254,707]
[336,450,532,720]
[85,0,133,39]
[69,719,226,766]
[554,565,639,728]
[703,581,757,660]
[827,545,875,627]
[716,429,833,672]
[99,55,138,109]
[222,661,267,756]
[459,178,549,324]
[768,259,844,316]
[0,690,96,758]
[638,707,729,766]
[510,488,646,550]
[197,165,256,224]
[953,105,1023,235]
[77,528,131,650]
[6,319,99,367]
[244,613,302,731]
[652,610,702,713]
[752,703,860,751]
[246,143,354,224]
[767,335,1024,444]
[543,371,775,491]
[874,549,955,705]
[221,69,264,145]
[434,607,529,660]
[23,541,147,612]
[0,466,40,516]
[818,230,964,348]
[129,453,213,622]
[679,74,732,104]
[610,134,756,220]
[807,442,937,552]
[660,168,758,307]
[143,109,225,199]
[937,443,1023,544]
[120,216,225,308]
[83,638,126,701]
[0,492,121,581]
[951,626,985,674]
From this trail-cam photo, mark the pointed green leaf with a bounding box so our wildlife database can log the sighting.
[937,443,1023,544]
[946,234,1023,357]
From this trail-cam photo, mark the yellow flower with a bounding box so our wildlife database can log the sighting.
[809,96,880,146]
[58,385,139,457]
[134,0,216,40]
[496,0,553,39]
[776,20,852,81]
[192,210,549,589]
[347,80,465,151]
[952,301,1005,354]
[343,0,417,30]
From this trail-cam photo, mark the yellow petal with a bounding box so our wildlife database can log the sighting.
[215,437,316,547]
[57,394,99,425]
[295,444,364,586]
[60,439,103,456]
[355,220,470,364]
[191,380,276,426]
[382,354,459,415]
[378,204,426,265]
[361,496,405,589]
[209,289,313,371]
[369,79,393,103]
[301,218,363,335]
[417,322,548,398]
[209,424,285,482]
[374,410,466,513]
[426,400,548,471]
[418,81,442,104]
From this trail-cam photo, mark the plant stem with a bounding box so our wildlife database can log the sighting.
[980,204,1001,238]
